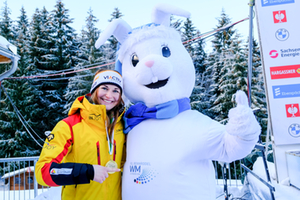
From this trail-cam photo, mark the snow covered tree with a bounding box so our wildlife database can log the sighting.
[210,33,247,123]
[64,8,103,112]
[244,39,268,138]
[180,18,210,115]
[26,7,55,137]
[211,10,235,53]
[0,1,15,42]
[181,18,197,55]
[205,10,237,120]
[35,0,81,131]
[0,6,42,158]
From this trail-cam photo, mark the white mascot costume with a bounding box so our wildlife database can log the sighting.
[95,4,261,200]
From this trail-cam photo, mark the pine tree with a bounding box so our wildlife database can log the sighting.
[244,39,268,138]
[26,7,54,136]
[206,10,236,120]
[64,8,103,112]
[0,5,42,157]
[36,0,81,130]
[180,18,209,115]
[181,18,196,55]
[211,33,247,123]
[0,1,15,42]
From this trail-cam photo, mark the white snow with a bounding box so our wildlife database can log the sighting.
[246,157,300,200]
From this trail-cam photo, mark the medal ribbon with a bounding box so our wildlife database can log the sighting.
[106,126,114,159]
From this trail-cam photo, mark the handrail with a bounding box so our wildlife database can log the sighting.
[0,156,40,163]
[241,164,275,192]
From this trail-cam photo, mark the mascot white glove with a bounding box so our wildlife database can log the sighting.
[225,90,261,141]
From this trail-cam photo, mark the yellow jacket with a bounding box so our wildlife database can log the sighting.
[35,95,125,200]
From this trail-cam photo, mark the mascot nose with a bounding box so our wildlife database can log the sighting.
[145,60,154,68]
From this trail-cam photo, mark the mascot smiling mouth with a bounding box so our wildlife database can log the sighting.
[145,78,169,89]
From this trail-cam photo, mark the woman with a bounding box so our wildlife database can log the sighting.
[35,69,126,200]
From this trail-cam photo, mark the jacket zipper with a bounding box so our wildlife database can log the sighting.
[96,141,101,165]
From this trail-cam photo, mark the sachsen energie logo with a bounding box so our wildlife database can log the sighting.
[269,48,300,59]
[270,64,300,79]
[269,50,278,58]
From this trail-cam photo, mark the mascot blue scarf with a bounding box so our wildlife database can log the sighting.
[123,97,191,133]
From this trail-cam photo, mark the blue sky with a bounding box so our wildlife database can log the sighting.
[5,0,258,47]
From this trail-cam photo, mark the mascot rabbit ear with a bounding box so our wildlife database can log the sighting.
[95,18,132,48]
[152,3,191,26]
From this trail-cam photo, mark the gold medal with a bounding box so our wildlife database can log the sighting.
[105,160,118,174]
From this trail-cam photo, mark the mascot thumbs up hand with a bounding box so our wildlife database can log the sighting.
[226,90,261,141]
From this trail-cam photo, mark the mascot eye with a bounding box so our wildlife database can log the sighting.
[162,46,171,57]
[131,53,139,67]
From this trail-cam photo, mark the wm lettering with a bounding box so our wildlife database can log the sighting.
[130,165,141,173]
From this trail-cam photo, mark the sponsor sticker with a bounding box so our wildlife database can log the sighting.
[50,168,73,175]
[89,114,101,121]
[275,28,289,41]
[43,142,57,150]
[129,162,158,185]
[285,104,300,117]
[270,64,300,79]
[272,84,300,99]
[273,10,287,23]
[288,124,300,137]
[262,0,294,7]
[269,50,279,58]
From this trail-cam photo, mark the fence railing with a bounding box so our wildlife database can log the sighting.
[0,156,244,200]
[0,156,49,200]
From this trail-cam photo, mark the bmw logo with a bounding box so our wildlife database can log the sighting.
[275,28,289,41]
[288,124,300,137]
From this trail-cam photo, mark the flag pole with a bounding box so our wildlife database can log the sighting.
[247,0,254,107]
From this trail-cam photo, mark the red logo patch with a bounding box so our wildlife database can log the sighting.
[273,10,287,23]
[286,104,300,118]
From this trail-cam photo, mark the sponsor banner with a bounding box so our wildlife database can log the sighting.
[256,0,300,146]
[261,0,295,7]
[270,64,300,79]
[272,83,300,99]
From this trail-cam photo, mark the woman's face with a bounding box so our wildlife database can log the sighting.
[96,84,121,111]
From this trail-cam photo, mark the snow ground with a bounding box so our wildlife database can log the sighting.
[246,157,300,200]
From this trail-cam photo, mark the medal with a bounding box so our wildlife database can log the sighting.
[105,160,118,174]
[105,123,118,174]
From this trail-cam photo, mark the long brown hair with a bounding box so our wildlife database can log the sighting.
[91,69,124,137]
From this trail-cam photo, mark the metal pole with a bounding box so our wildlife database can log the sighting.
[34,160,38,197]
[223,163,229,200]
[247,0,254,107]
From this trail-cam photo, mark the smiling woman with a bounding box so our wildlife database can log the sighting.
[35,69,126,200]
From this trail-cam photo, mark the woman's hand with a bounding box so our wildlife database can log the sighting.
[92,165,121,183]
